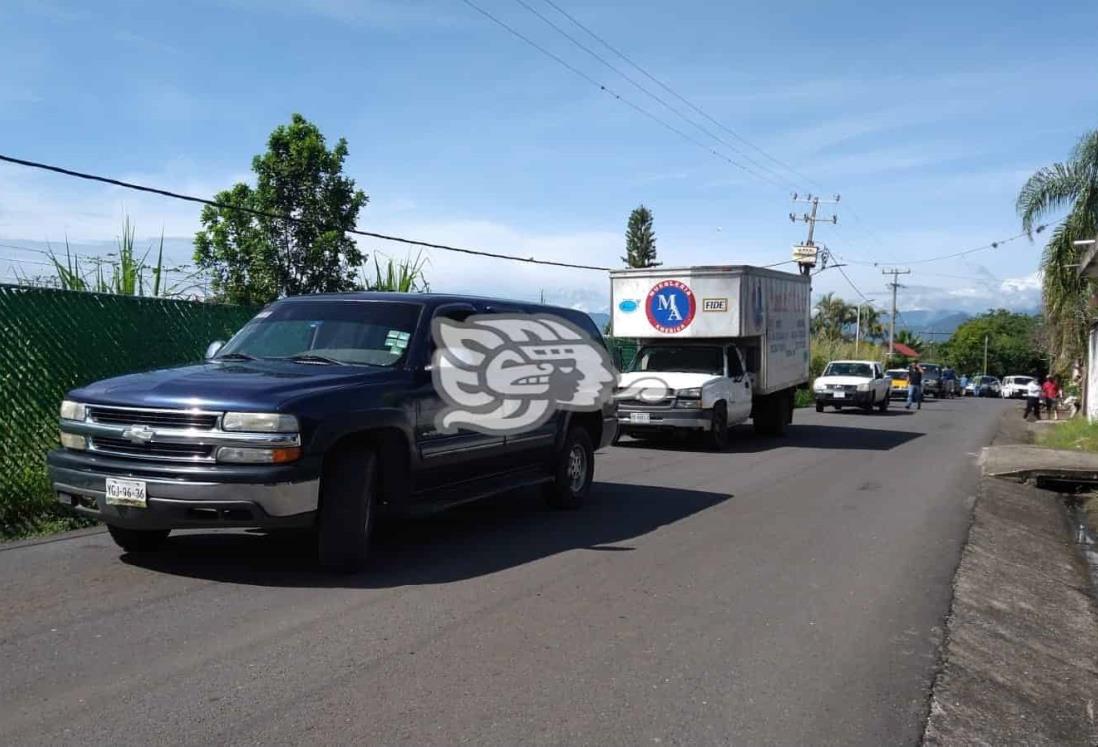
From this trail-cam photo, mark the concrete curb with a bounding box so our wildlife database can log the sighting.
[923,416,1098,745]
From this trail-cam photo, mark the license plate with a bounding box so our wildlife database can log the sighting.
[629,412,651,424]
[105,478,147,508]
[833,391,846,399]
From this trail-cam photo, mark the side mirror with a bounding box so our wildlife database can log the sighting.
[205,340,225,359]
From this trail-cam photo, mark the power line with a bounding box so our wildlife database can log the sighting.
[829,224,1048,270]
[0,154,613,272]
[459,0,787,189]
[539,0,819,191]
[514,0,802,191]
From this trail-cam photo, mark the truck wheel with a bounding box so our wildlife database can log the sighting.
[815,401,824,413]
[317,445,378,572]
[709,402,730,451]
[545,427,594,509]
[107,525,169,553]
[877,393,889,412]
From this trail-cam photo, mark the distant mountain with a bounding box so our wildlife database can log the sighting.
[897,310,972,339]
[587,311,610,332]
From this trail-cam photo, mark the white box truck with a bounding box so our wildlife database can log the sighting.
[611,265,811,448]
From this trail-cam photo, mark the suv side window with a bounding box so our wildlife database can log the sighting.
[425,304,476,365]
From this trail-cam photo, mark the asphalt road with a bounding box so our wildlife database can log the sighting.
[0,397,1009,746]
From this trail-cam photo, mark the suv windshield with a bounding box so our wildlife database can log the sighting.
[631,346,723,375]
[822,362,872,378]
[218,300,423,367]
[921,364,941,377]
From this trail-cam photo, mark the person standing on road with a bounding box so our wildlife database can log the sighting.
[1023,376,1043,420]
[959,373,969,396]
[1042,376,1061,420]
[906,362,924,410]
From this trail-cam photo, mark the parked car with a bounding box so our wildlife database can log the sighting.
[886,368,910,400]
[812,360,891,413]
[940,368,959,398]
[47,292,618,571]
[972,375,1002,398]
[919,363,944,398]
[1001,375,1036,399]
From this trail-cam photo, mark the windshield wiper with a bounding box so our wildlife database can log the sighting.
[215,352,256,361]
[282,353,343,365]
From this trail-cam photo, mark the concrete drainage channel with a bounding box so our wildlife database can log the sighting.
[923,415,1098,745]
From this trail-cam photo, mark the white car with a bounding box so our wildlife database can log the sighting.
[1001,375,1035,399]
[813,360,891,413]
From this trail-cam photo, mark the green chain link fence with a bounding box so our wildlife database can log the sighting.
[0,284,255,538]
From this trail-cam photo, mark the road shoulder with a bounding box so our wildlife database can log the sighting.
[923,413,1098,745]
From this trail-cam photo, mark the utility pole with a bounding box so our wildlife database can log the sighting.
[881,267,911,357]
[983,334,989,377]
[790,193,840,277]
[855,303,861,355]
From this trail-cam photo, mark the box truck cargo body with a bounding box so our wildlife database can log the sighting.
[610,265,810,445]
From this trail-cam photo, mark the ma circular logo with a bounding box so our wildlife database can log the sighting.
[646,280,696,333]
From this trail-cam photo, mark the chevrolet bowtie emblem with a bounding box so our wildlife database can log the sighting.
[121,425,155,444]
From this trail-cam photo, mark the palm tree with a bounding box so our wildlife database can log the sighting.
[895,329,925,353]
[1016,128,1097,374]
[813,293,854,340]
[857,305,886,342]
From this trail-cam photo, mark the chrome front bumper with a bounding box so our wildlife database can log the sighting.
[49,463,319,529]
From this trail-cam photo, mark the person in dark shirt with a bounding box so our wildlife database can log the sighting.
[906,362,924,410]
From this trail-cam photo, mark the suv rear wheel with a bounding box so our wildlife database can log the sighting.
[545,426,594,509]
[107,525,169,553]
[318,445,378,572]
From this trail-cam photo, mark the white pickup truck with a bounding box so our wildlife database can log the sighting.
[611,265,811,449]
[812,360,891,413]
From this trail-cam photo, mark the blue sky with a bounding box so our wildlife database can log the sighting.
[2,0,1097,316]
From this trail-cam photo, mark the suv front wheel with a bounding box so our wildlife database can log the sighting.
[545,427,594,509]
[317,445,378,572]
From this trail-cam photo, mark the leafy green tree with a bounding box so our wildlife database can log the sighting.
[195,114,368,304]
[1016,128,1098,374]
[940,310,1043,377]
[622,205,660,267]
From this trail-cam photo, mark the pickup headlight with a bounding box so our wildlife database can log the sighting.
[857,383,869,391]
[221,412,299,433]
[217,446,301,464]
[60,400,86,421]
[676,388,702,399]
[813,382,825,392]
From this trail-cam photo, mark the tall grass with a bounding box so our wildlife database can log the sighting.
[361,251,429,292]
[42,216,168,297]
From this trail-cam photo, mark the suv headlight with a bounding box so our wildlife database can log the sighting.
[221,412,299,433]
[60,400,86,421]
